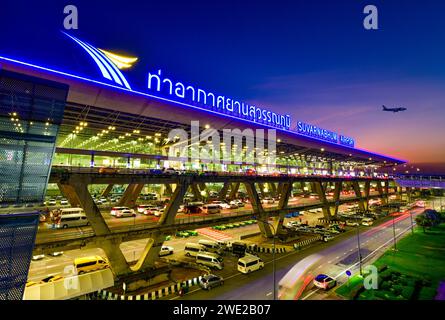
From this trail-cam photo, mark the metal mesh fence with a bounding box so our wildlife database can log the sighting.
[0,212,39,300]
[0,70,68,204]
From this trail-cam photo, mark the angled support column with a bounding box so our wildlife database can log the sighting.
[191,183,202,201]
[57,182,81,207]
[159,179,189,225]
[228,182,240,200]
[164,184,173,196]
[98,238,131,277]
[270,182,293,235]
[218,182,230,200]
[130,231,165,272]
[314,181,340,220]
[351,181,366,212]
[276,183,284,197]
[257,183,266,195]
[67,181,110,235]
[101,184,114,197]
[117,183,144,207]
[268,183,277,198]
[130,179,190,271]
[244,182,273,238]
[377,182,388,205]
[278,182,292,209]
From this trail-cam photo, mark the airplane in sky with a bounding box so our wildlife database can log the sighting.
[382,105,407,113]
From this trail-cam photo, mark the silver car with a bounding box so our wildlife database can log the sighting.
[199,274,224,290]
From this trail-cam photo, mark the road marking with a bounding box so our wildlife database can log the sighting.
[301,223,415,301]
[266,292,272,296]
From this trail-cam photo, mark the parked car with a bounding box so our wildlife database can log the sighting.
[346,220,359,227]
[322,233,335,242]
[313,274,337,290]
[199,274,224,290]
[60,199,68,205]
[158,246,174,256]
[98,167,118,174]
[48,251,64,257]
[32,254,45,261]
[162,167,178,174]
[261,197,275,204]
[40,274,64,283]
[115,209,136,218]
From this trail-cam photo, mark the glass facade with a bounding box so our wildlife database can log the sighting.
[0,70,68,204]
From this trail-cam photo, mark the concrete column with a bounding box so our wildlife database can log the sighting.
[117,183,144,207]
[228,182,240,200]
[218,182,230,201]
[244,182,273,238]
[130,231,165,272]
[314,181,340,220]
[99,238,131,276]
[69,181,110,236]
[158,179,189,225]
[164,184,173,196]
[101,184,114,197]
[276,183,284,197]
[268,183,277,197]
[278,182,292,209]
[190,183,202,201]
[376,182,388,205]
[351,181,366,212]
[57,182,81,207]
[198,183,206,192]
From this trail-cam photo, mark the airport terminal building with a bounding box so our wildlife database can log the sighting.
[0,32,405,205]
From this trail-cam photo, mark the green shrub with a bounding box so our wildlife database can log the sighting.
[380,270,392,281]
[418,286,437,300]
[401,286,415,299]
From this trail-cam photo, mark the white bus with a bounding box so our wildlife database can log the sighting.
[278,254,322,300]
[52,207,84,216]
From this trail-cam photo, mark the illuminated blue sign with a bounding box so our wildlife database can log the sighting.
[147,70,291,130]
[297,121,355,147]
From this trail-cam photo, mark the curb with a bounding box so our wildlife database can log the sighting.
[293,235,322,250]
[91,275,205,300]
[247,244,291,254]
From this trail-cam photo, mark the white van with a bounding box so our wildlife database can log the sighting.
[237,254,264,274]
[202,204,221,214]
[184,243,205,257]
[198,239,224,255]
[56,213,89,229]
[196,252,224,270]
[52,207,84,216]
[361,217,374,226]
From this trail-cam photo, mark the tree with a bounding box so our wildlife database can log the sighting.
[415,214,433,233]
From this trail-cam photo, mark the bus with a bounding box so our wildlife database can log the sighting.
[278,254,322,300]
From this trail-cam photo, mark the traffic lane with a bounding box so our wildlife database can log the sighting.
[300,210,422,300]
[172,223,373,300]
[175,209,419,300]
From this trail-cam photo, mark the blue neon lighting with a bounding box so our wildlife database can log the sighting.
[87,42,132,90]
[0,54,406,164]
[62,32,112,81]
[63,32,124,87]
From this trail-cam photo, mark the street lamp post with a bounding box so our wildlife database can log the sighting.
[392,213,397,251]
[356,217,362,275]
[254,216,276,300]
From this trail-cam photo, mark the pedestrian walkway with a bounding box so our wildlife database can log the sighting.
[196,227,233,241]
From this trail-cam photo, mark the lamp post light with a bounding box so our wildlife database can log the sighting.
[355,213,363,275]
[254,216,276,300]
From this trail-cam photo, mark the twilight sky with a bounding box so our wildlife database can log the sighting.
[1,0,444,171]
